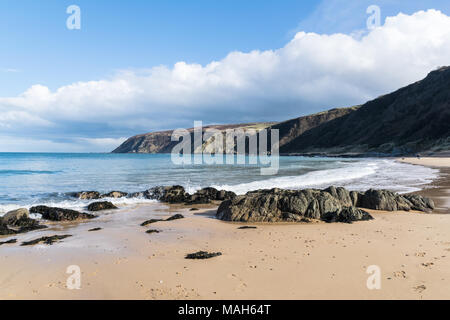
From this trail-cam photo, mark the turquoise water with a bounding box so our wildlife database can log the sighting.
[0,153,439,213]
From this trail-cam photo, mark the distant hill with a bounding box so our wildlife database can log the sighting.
[279,67,450,155]
[113,67,450,156]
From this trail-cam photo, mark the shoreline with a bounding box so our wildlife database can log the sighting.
[397,157,450,214]
[0,158,449,299]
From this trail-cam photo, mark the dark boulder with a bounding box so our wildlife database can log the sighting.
[144,186,189,203]
[30,206,97,221]
[403,194,435,213]
[102,191,128,198]
[1,209,47,235]
[217,188,343,222]
[87,201,118,211]
[88,227,102,232]
[357,189,434,212]
[216,187,434,223]
[322,207,373,224]
[185,187,236,204]
[72,191,101,200]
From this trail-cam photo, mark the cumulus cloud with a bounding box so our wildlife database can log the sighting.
[1,9,450,152]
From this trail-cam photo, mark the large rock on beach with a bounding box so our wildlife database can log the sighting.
[0,208,47,235]
[216,187,434,223]
[30,206,97,221]
[357,189,435,212]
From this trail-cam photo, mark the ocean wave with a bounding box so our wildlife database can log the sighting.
[0,169,61,176]
[212,159,439,195]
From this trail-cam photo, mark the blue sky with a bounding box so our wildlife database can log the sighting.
[1,0,450,152]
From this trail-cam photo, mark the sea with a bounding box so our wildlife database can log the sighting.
[0,153,439,215]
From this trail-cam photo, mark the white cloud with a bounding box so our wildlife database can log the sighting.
[0,9,450,152]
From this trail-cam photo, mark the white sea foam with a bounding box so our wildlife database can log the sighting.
[212,159,439,195]
[0,197,157,216]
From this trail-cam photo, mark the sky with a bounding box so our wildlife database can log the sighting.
[1,0,450,152]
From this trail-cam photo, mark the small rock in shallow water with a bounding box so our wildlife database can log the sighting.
[146,229,161,234]
[185,251,222,259]
[87,201,118,212]
[21,235,72,246]
[88,227,102,232]
[101,191,128,198]
[0,239,17,246]
[238,226,257,229]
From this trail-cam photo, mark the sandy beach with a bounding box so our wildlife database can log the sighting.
[0,158,449,300]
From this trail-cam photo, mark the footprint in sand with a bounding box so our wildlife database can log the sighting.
[413,285,426,293]
[415,252,426,257]
[393,271,407,279]
[421,262,434,268]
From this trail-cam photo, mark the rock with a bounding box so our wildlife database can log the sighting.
[322,207,373,224]
[140,219,163,226]
[73,191,101,200]
[87,201,118,211]
[144,186,189,203]
[357,189,434,212]
[237,226,257,229]
[30,206,97,221]
[217,187,434,223]
[165,214,184,221]
[185,251,222,259]
[1,209,47,235]
[21,235,72,246]
[2,208,29,225]
[102,191,128,198]
[88,227,102,232]
[146,229,160,234]
[185,187,236,204]
[403,194,435,213]
[190,208,199,211]
[358,189,411,211]
[217,188,344,222]
[0,238,17,246]
[323,186,353,207]
[0,219,16,236]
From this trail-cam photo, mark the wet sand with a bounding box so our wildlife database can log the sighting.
[0,159,449,300]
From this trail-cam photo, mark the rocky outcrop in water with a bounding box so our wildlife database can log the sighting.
[30,206,97,221]
[87,201,118,211]
[0,208,47,235]
[72,191,102,200]
[216,187,434,223]
[102,191,128,198]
